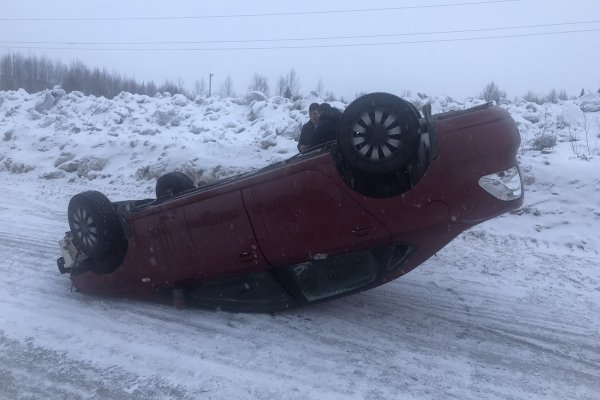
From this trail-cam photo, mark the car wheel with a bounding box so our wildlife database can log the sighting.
[68,191,123,258]
[156,171,194,198]
[336,92,421,175]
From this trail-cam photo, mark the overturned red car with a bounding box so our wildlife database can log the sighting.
[57,93,523,311]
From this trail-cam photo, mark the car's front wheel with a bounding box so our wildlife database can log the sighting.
[336,93,421,175]
[68,191,123,259]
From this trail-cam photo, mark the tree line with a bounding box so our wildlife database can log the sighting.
[480,81,600,105]
[0,52,335,101]
[0,52,187,98]
[3,52,596,104]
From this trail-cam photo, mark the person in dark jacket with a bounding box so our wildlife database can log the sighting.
[297,102,342,153]
[297,103,320,152]
[314,103,342,143]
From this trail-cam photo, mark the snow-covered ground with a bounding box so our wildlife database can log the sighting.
[0,89,599,399]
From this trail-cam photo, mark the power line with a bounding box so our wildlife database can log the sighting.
[0,0,519,21]
[1,20,599,46]
[1,27,598,52]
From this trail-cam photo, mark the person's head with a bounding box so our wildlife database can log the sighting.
[308,103,320,124]
[318,103,331,118]
[319,103,331,112]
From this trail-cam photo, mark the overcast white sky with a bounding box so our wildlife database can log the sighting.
[2,0,600,99]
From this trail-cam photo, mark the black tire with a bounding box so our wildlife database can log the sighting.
[156,171,194,198]
[336,93,421,175]
[68,191,123,258]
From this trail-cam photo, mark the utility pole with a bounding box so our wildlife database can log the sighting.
[208,73,214,97]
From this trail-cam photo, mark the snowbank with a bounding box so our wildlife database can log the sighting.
[0,90,319,195]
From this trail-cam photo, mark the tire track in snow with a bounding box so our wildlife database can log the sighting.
[0,333,192,400]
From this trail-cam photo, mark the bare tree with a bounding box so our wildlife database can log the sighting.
[193,78,206,97]
[158,80,179,94]
[62,61,88,93]
[276,69,301,98]
[176,77,188,96]
[0,54,14,89]
[523,90,543,105]
[248,73,270,96]
[324,91,337,102]
[558,89,568,101]
[276,76,287,97]
[546,88,558,104]
[480,81,506,104]
[314,78,324,96]
[285,69,301,98]
[146,81,158,96]
[219,75,236,97]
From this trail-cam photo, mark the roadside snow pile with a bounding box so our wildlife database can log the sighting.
[0,89,319,195]
[579,93,600,112]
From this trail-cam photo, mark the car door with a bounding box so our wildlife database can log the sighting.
[242,169,390,267]
[182,190,268,280]
[128,204,198,286]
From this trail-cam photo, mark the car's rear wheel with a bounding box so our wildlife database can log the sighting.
[68,191,123,259]
[156,171,194,198]
[337,93,421,175]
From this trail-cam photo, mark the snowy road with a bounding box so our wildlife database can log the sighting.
[0,174,599,400]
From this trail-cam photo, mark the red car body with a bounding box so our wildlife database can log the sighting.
[58,99,523,311]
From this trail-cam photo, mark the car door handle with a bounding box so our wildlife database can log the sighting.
[239,251,255,262]
[352,225,369,237]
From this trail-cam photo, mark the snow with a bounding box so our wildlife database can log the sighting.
[0,89,599,399]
